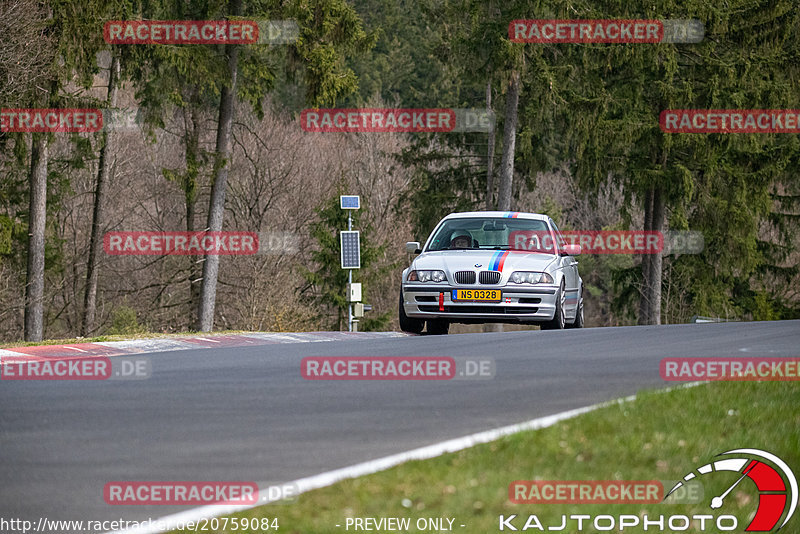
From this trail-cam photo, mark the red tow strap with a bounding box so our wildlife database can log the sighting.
[439,292,445,311]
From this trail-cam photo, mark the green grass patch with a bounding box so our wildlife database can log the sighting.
[182,382,799,533]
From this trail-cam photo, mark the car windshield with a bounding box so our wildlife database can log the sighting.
[425,217,558,252]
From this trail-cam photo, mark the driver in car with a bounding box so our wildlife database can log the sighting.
[449,233,473,249]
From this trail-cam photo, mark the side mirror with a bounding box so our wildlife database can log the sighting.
[405,241,421,254]
[563,244,582,256]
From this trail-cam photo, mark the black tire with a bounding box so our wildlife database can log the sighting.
[566,296,584,329]
[399,291,425,334]
[426,319,450,335]
[540,281,566,330]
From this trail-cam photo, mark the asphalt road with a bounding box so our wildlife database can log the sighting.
[1,321,799,528]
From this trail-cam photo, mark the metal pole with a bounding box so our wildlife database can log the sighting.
[348,212,353,332]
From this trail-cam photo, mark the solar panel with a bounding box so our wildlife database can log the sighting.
[340,231,361,269]
[340,195,360,209]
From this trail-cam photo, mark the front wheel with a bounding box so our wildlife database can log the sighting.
[566,297,584,329]
[398,291,424,334]
[540,282,566,330]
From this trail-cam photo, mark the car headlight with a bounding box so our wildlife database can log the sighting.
[510,271,554,284]
[407,270,447,283]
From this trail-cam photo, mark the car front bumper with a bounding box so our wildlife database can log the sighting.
[401,283,559,324]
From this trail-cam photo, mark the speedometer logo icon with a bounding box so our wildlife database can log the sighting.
[665,449,797,531]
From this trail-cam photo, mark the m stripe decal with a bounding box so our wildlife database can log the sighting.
[489,251,502,270]
[497,251,509,271]
[489,251,509,271]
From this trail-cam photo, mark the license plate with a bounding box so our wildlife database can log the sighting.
[452,289,501,302]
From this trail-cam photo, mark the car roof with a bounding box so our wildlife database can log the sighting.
[440,211,551,222]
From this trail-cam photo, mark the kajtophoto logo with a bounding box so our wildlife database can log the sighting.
[666,449,797,532]
[499,449,796,531]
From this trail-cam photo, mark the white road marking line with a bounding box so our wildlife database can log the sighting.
[108,382,704,534]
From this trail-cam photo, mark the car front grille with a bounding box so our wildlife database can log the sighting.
[454,271,476,284]
[479,271,501,284]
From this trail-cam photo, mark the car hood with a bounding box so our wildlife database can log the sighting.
[412,249,556,274]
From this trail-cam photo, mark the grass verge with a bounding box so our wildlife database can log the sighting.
[178,382,799,533]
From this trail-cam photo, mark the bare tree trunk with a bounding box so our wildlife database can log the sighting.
[197,0,241,332]
[485,78,507,334]
[484,80,496,211]
[24,132,48,341]
[183,107,201,327]
[649,187,665,325]
[81,54,120,336]
[638,187,654,325]
[496,69,520,211]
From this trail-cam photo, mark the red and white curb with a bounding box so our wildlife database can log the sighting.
[0,331,407,362]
